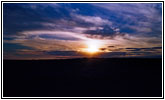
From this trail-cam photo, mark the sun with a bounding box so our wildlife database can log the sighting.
[83,39,102,54]
[86,46,99,53]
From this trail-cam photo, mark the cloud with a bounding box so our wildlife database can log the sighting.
[74,14,112,26]
[84,25,118,36]
[3,43,33,53]
[92,3,162,36]
[108,46,115,48]
[125,47,162,52]
[3,3,72,35]
[19,30,89,40]
[47,51,83,56]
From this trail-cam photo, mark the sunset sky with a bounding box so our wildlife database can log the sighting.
[3,3,162,59]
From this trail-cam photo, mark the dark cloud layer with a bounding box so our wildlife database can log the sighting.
[125,47,162,52]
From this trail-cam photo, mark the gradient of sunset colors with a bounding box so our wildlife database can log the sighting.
[3,3,162,59]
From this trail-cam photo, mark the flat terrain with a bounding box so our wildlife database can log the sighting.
[3,58,162,97]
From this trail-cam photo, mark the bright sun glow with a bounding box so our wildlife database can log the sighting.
[83,39,102,53]
[86,45,99,53]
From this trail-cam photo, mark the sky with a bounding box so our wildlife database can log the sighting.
[3,3,162,59]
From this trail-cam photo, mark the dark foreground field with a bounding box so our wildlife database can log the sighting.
[3,58,162,97]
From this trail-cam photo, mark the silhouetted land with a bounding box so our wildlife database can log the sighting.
[3,58,162,97]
